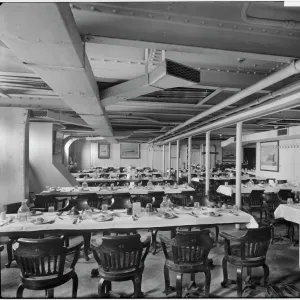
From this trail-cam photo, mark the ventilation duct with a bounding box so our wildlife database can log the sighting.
[29,110,91,128]
[101,59,200,107]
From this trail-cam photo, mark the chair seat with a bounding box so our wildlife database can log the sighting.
[227,244,266,266]
[165,251,209,273]
[20,268,75,290]
[98,263,145,281]
[0,236,10,245]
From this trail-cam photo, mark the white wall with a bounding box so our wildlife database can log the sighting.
[256,139,300,181]
[74,139,223,172]
[29,123,77,193]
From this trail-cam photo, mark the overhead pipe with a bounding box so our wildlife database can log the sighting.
[164,79,300,138]
[241,2,300,30]
[157,88,300,145]
[108,115,180,125]
[149,59,300,144]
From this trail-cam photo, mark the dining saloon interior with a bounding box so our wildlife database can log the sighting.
[2,1,300,298]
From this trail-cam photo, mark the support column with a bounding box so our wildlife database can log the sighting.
[188,137,192,184]
[205,132,211,197]
[162,145,165,176]
[176,140,180,183]
[236,122,243,210]
[0,108,29,205]
[168,142,171,178]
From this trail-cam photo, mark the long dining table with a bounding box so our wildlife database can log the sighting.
[39,185,195,196]
[274,204,300,267]
[0,208,258,238]
[75,177,173,184]
[216,184,300,197]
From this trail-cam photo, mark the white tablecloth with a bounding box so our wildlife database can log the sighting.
[274,204,300,224]
[217,184,300,197]
[41,186,195,196]
[0,209,258,235]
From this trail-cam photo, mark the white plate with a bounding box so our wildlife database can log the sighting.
[30,211,43,216]
[157,212,178,219]
[31,218,55,225]
[92,215,114,222]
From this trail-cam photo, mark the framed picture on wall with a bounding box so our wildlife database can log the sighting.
[120,143,140,159]
[98,144,110,158]
[260,141,279,172]
[222,145,236,162]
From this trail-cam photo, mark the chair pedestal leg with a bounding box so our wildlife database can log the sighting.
[16,284,24,298]
[46,288,54,298]
[176,273,183,298]
[204,270,211,297]
[163,264,175,295]
[83,233,91,261]
[98,278,109,297]
[5,240,13,268]
[237,266,244,298]
[132,274,143,298]
[72,272,78,298]
[151,230,158,255]
[262,263,269,287]
[221,257,229,287]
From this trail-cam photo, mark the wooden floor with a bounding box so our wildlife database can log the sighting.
[1,215,299,298]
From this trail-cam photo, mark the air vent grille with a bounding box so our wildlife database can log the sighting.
[277,128,288,136]
[30,110,48,118]
[166,59,200,83]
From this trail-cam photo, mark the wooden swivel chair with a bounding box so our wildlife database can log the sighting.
[160,229,214,298]
[220,226,272,297]
[14,236,82,298]
[242,190,265,224]
[91,233,151,298]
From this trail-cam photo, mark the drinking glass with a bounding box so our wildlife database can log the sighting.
[232,205,239,212]
[45,186,50,191]
[101,204,108,212]
[145,203,152,215]
[194,202,200,210]
[287,198,294,205]
[48,206,55,213]
[74,185,79,190]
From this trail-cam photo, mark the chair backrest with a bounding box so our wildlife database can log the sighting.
[239,226,272,260]
[171,230,214,264]
[95,234,143,272]
[263,193,281,215]
[249,190,264,206]
[5,202,21,214]
[110,193,131,209]
[34,195,58,210]
[74,193,101,209]
[171,194,192,206]
[278,189,293,201]
[14,236,66,278]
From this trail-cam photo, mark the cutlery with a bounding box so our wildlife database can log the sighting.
[229,210,239,216]
[58,216,64,220]
[189,212,198,218]
[57,211,63,216]
[0,218,13,227]
[73,218,78,224]
[132,214,139,221]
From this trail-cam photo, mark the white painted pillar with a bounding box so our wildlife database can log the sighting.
[236,122,243,209]
[200,144,202,166]
[205,132,211,197]
[0,108,29,205]
[162,145,165,176]
[176,140,180,183]
[168,142,171,178]
[188,137,192,183]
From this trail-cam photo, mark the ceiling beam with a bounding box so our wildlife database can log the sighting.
[0,3,114,138]
[84,36,293,64]
[0,96,71,110]
[194,88,222,107]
